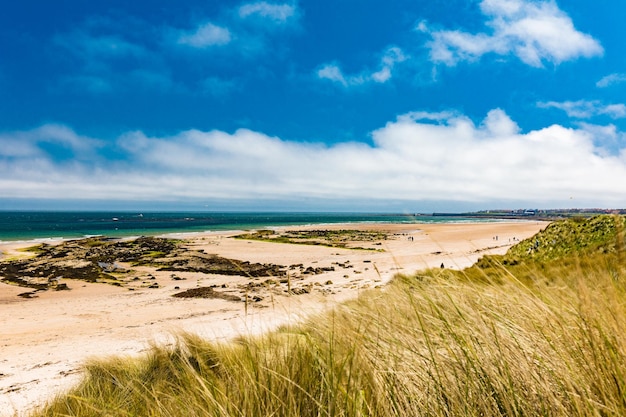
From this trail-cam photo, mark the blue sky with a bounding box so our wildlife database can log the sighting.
[1,0,625,211]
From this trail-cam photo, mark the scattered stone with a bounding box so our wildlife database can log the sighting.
[172,287,241,302]
[0,235,288,290]
[289,286,311,295]
[18,291,38,298]
[303,266,335,275]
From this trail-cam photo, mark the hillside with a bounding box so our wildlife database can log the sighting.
[509,214,626,261]
[471,215,626,272]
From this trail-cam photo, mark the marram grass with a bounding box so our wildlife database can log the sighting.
[32,221,626,416]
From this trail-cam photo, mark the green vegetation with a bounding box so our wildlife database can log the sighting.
[235,229,388,251]
[506,214,626,262]
[18,244,46,254]
[472,214,626,278]
[32,216,626,416]
[82,238,109,248]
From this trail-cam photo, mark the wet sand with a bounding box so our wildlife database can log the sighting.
[0,221,547,416]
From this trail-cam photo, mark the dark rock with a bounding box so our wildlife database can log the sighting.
[172,287,241,301]
[18,291,38,298]
[289,286,311,295]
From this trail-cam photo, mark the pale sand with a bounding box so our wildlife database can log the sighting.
[0,221,547,416]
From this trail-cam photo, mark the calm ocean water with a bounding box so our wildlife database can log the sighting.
[0,211,486,242]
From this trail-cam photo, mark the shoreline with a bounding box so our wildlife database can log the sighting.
[0,211,531,245]
[0,219,533,251]
[0,221,548,416]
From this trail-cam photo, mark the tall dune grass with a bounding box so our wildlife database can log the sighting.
[34,252,626,416]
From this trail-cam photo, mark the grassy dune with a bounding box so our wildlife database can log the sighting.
[33,216,626,416]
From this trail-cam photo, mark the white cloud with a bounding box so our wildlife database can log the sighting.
[576,123,626,157]
[177,22,232,48]
[2,111,626,207]
[372,47,407,82]
[317,47,407,87]
[0,124,101,163]
[537,100,626,119]
[317,64,350,86]
[481,108,521,136]
[424,0,603,67]
[238,2,296,22]
[597,73,626,88]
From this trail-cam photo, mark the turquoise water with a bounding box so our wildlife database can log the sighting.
[0,211,488,242]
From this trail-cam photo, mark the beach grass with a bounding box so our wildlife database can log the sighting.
[31,217,626,417]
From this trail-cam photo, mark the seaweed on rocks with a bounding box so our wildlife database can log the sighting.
[172,287,241,301]
[0,236,288,290]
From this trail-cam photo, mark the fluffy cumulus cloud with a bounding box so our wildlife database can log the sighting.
[537,100,626,119]
[421,0,603,67]
[317,47,407,87]
[2,110,626,207]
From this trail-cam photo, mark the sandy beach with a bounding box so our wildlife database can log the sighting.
[0,221,547,416]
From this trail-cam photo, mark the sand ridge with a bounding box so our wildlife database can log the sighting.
[0,221,547,416]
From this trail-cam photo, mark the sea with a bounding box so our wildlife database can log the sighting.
[0,211,491,243]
